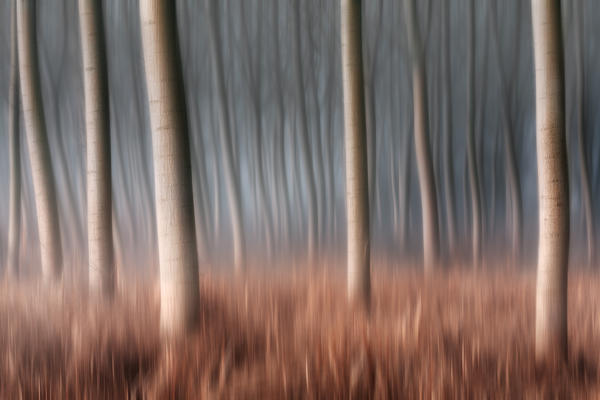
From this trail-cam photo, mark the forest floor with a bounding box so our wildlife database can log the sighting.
[1,266,600,398]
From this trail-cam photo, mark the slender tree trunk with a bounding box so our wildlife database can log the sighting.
[292,119,304,253]
[404,0,440,271]
[532,0,569,363]
[7,0,21,278]
[325,57,337,248]
[189,112,211,259]
[292,0,318,264]
[364,0,382,236]
[79,0,114,297]
[462,154,470,250]
[204,0,245,272]
[490,129,500,242]
[208,97,221,249]
[574,1,594,265]
[441,0,456,257]
[273,0,292,253]
[312,82,326,252]
[506,129,523,259]
[304,11,327,248]
[341,0,370,309]
[239,1,274,259]
[253,102,275,257]
[400,127,411,250]
[489,2,523,261]
[327,68,338,245]
[442,1,456,258]
[431,22,444,258]
[390,146,398,237]
[367,85,380,232]
[467,0,481,267]
[140,0,200,335]
[246,91,275,257]
[17,0,63,280]
[388,48,399,239]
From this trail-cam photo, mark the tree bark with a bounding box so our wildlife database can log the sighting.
[532,0,569,363]
[341,0,370,309]
[79,0,114,297]
[17,0,63,280]
[403,0,440,271]
[140,0,200,335]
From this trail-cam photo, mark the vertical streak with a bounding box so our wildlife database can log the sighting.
[532,0,569,362]
[341,0,370,308]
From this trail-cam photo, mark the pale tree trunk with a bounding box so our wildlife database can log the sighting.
[573,1,594,265]
[7,0,21,278]
[17,0,63,280]
[404,0,440,271]
[441,0,456,257]
[532,0,569,363]
[79,0,114,297]
[292,0,319,264]
[140,0,200,335]
[467,0,481,267]
[341,0,370,309]
[204,0,245,272]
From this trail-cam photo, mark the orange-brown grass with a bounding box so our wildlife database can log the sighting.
[1,267,600,398]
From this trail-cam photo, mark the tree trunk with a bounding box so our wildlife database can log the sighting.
[399,127,412,250]
[140,0,200,335]
[292,0,319,264]
[273,0,292,253]
[7,0,21,278]
[239,1,274,258]
[505,128,523,260]
[467,0,481,267]
[341,0,370,309]
[364,0,382,234]
[204,0,245,272]
[79,0,114,297]
[404,0,440,271]
[532,0,569,363]
[189,111,211,260]
[573,1,594,265]
[17,0,63,280]
[489,1,523,261]
[441,0,456,257]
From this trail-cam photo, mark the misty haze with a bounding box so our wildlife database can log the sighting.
[0,0,598,398]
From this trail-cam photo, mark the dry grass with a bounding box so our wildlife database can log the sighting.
[1,266,600,398]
